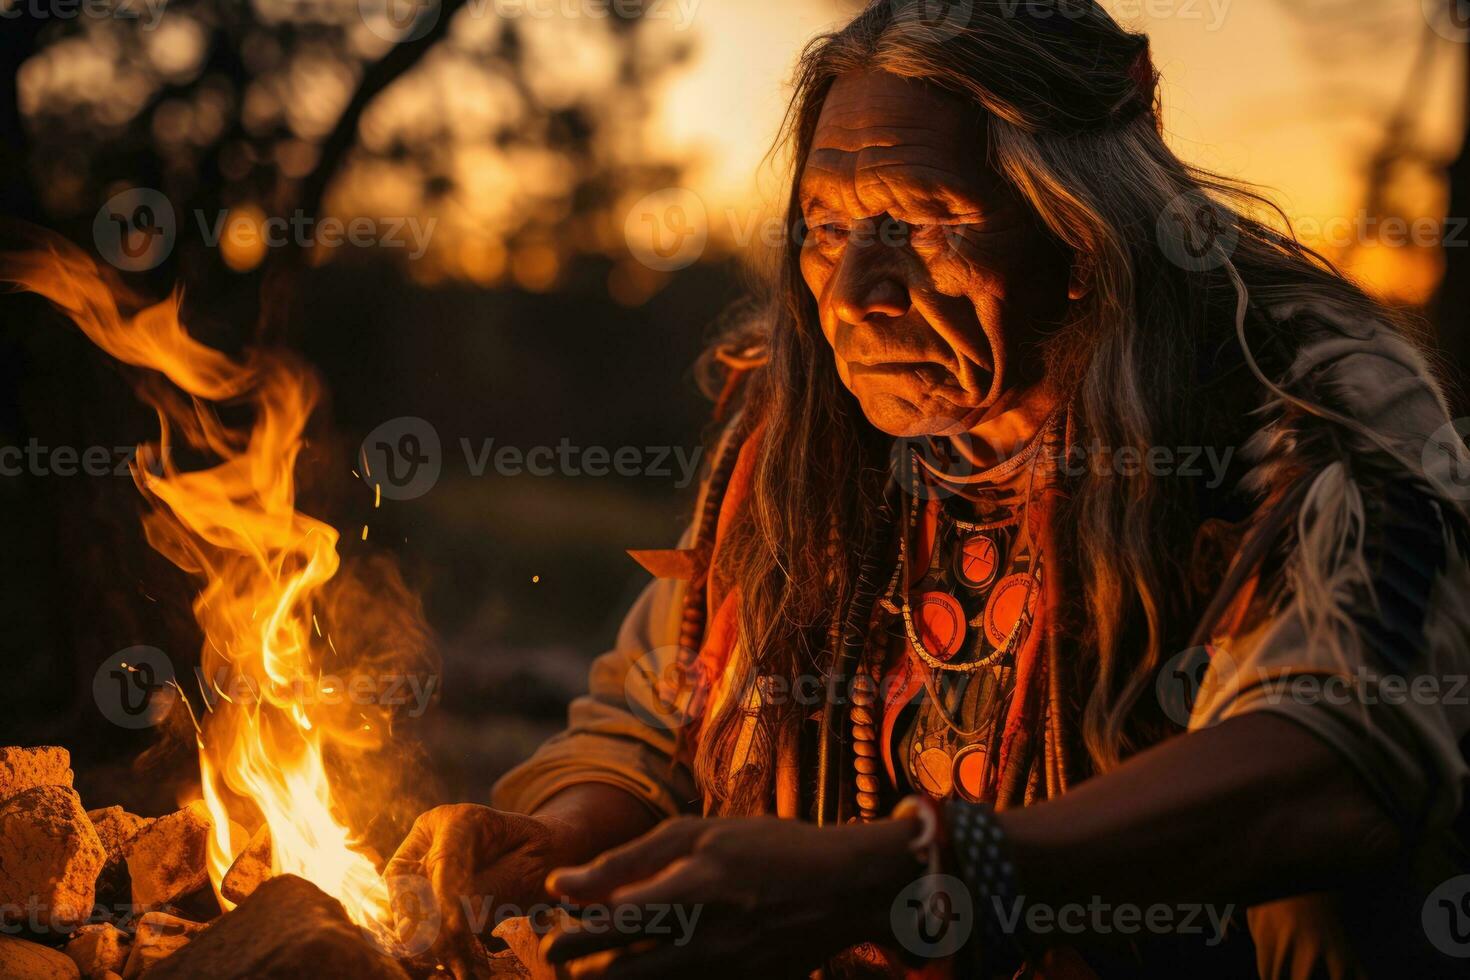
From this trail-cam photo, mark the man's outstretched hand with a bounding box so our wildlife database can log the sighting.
[384,786,661,979]
[384,803,573,979]
[539,815,922,979]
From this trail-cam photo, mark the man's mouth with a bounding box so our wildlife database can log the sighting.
[848,359,986,389]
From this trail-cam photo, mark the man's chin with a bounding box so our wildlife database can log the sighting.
[852,388,982,438]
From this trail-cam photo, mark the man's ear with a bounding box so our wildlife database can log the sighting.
[1068,252,1094,301]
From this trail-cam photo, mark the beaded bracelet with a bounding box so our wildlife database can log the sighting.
[945,799,1025,972]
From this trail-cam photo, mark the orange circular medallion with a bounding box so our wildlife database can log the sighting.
[953,744,989,802]
[915,591,966,660]
[914,747,954,797]
[983,573,1041,648]
[956,533,1000,590]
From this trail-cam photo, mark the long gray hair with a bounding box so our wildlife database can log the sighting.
[696,0,1442,811]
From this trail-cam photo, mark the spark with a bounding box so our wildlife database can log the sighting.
[170,678,203,736]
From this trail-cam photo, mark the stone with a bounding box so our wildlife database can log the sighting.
[87,808,153,906]
[491,917,555,980]
[0,786,107,933]
[0,747,73,804]
[65,923,129,978]
[122,801,211,909]
[142,875,410,980]
[119,912,202,979]
[86,808,151,866]
[487,950,532,977]
[0,933,81,979]
[220,824,271,905]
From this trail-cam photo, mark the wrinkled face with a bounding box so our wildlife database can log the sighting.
[798,70,1074,438]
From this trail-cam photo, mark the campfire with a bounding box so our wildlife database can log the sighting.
[0,237,537,978]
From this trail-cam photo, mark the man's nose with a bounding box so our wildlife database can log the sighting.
[829,220,911,324]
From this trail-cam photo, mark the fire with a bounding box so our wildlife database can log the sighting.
[2,232,408,951]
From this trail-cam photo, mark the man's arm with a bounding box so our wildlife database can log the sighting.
[535,711,1404,975]
[531,783,665,871]
[1000,712,1400,912]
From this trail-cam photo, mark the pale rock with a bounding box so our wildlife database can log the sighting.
[0,786,106,933]
[122,801,211,908]
[65,923,129,978]
[219,824,271,905]
[119,911,203,979]
[0,933,81,979]
[0,746,73,804]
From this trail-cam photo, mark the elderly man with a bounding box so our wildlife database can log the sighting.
[389,2,1470,976]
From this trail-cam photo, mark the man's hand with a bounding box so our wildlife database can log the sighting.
[540,814,922,978]
[385,803,574,979]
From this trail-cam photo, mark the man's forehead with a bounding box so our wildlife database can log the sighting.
[809,70,983,155]
[802,70,997,213]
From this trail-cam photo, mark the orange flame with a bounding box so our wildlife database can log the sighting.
[2,233,407,951]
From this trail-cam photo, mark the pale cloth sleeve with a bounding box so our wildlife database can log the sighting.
[1189,323,1470,833]
[491,572,700,819]
[1188,562,1470,833]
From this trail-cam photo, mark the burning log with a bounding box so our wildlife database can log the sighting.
[141,875,411,980]
[220,825,272,905]
[0,934,80,979]
[119,911,205,979]
[65,923,128,978]
[0,746,74,801]
[0,785,107,932]
[122,801,212,909]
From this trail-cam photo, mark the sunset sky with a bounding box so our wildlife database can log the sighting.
[15,0,1463,300]
[651,0,1465,301]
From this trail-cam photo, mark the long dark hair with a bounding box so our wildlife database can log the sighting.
[695,0,1418,812]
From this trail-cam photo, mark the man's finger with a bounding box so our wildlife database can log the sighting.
[543,856,714,964]
[384,814,433,879]
[607,852,717,911]
[548,817,702,900]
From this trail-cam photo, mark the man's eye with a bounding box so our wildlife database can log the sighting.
[809,223,848,247]
[907,223,951,245]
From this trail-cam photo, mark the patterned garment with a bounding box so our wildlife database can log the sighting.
[881,423,1063,807]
